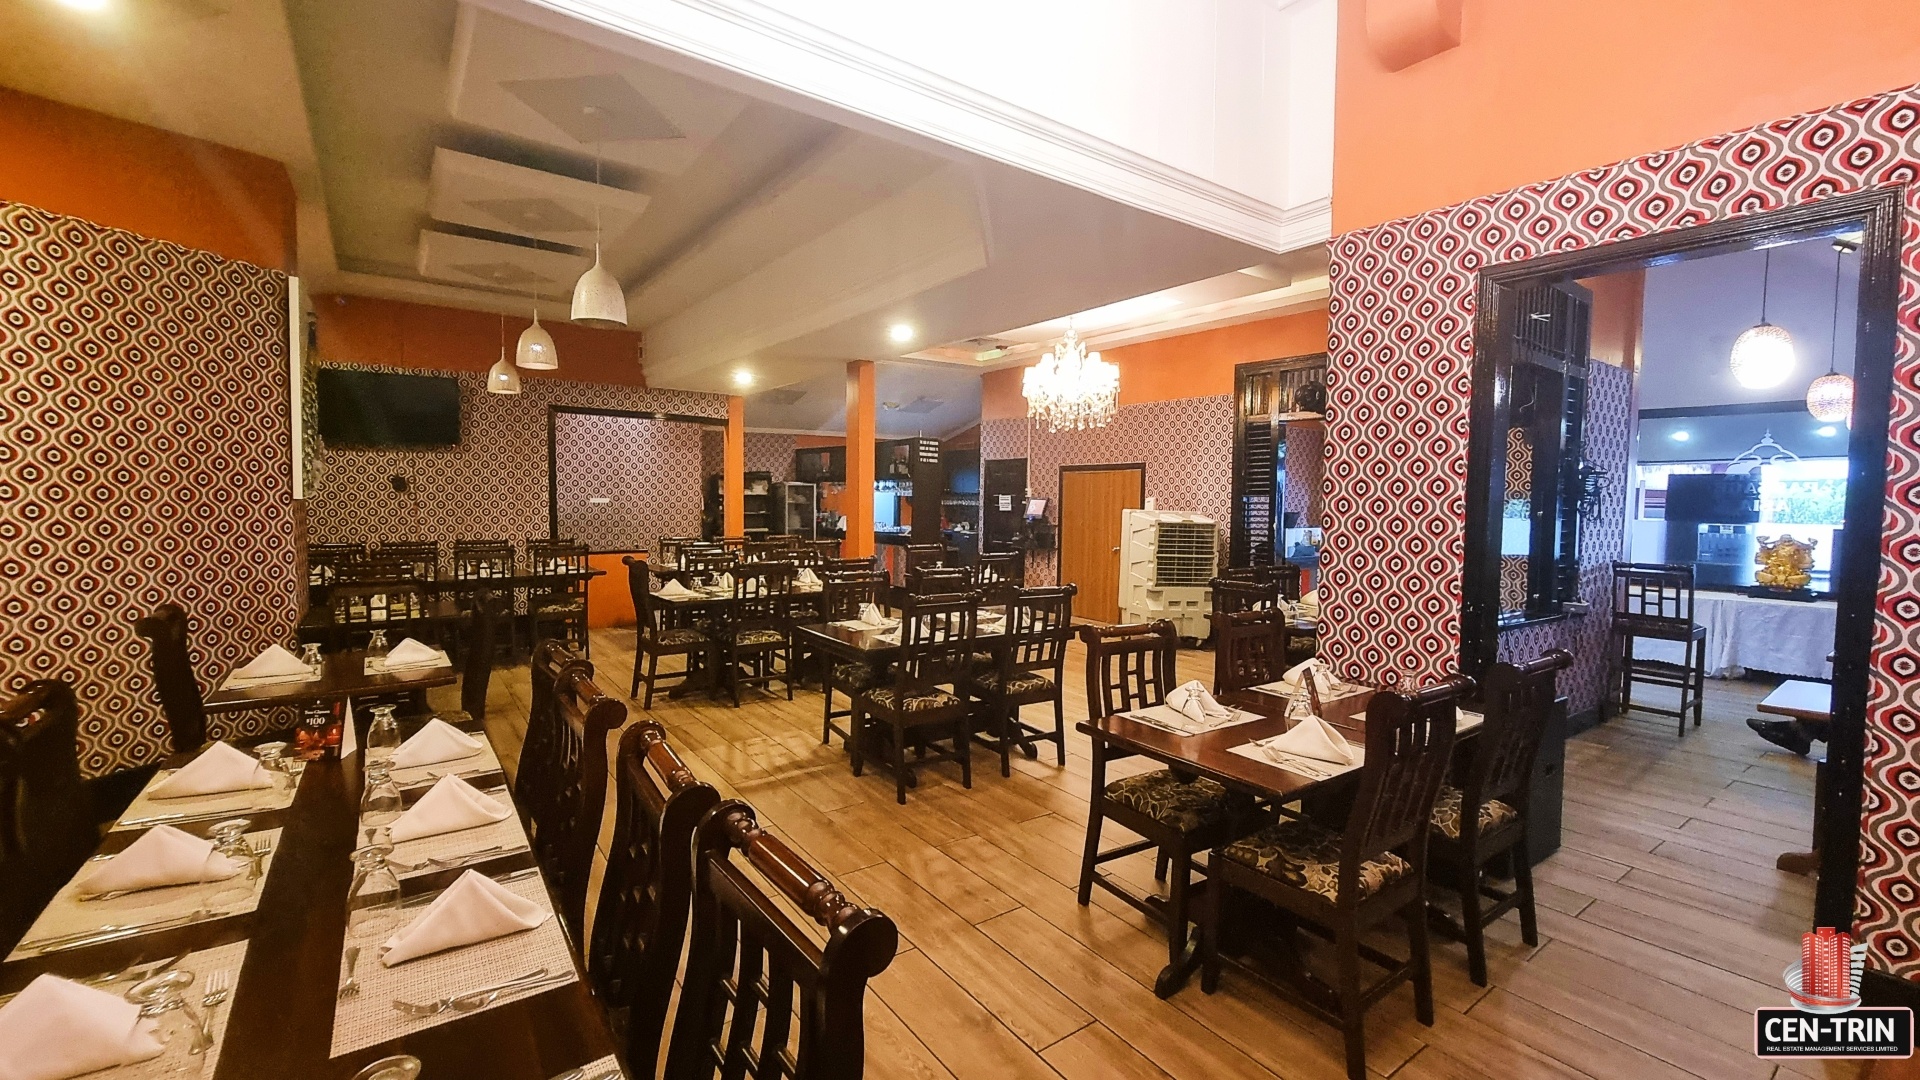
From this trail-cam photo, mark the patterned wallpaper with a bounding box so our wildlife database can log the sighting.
[552,411,708,552]
[981,395,1235,585]
[305,368,725,549]
[0,201,298,776]
[1496,360,1633,720]
[1322,84,1920,977]
[744,432,796,482]
[1282,422,1325,525]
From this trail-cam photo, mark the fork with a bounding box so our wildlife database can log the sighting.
[193,969,231,1055]
[391,967,549,1017]
[337,946,363,1000]
[386,845,515,873]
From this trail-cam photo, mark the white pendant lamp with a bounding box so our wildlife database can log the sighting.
[487,314,521,395]
[570,132,628,328]
[1806,242,1855,425]
[1729,248,1796,390]
[516,303,558,370]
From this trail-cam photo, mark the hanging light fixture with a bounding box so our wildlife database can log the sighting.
[487,313,521,395]
[1022,320,1119,433]
[516,292,558,370]
[1806,240,1855,425]
[570,120,628,328]
[1729,248,1796,389]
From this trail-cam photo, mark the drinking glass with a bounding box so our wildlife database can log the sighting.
[347,847,402,938]
[366,629,390,665]
[361,762,403,844]
[252,741,287,802]
[300,642,325,677]
[365,705,401,767]
[206,820,262,909]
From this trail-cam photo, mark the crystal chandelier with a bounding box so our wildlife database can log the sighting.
[1023,322,1119,432]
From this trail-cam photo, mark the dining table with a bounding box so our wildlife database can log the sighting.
[0,711,625,1079]
[203,648,462,715]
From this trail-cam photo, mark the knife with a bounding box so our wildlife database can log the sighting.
[20,912,210,954]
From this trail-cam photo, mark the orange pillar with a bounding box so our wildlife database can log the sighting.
[724,395,746,537]
[844,361,876,559]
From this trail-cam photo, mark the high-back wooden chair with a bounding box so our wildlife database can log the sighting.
[517,641,591,829]
[1076,619,1235,997]
[1429,649,1571,984]
[906,566,970,596]
[851,592,980,803]
[663,800,899,1080]
[1211,606,1287,693]
[1606,561,1706,735]
[372,540,440,580]
[967,585,1075,774]
[525,653,626,939]
[818,570,889,747]
[588,721,720,1076]
[714,562,796,706]
[307,542,365,601]
[451,539,514,580]
[1200,676,1472,1080]
[626,556,713,709]
[1210,576,1282,618]
[134,604,209,753]
[0,680,94,953]
[528,538,592,656]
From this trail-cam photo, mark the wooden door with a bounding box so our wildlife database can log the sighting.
[1057,466,1145,623]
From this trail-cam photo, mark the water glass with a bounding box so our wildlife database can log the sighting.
[347,848,402,937]
[300,642,324,677]
[366,629,390,665]
[361,762,403,838]
[365,705,401,767]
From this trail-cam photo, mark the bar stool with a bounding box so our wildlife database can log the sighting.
[1605,562,1706,736]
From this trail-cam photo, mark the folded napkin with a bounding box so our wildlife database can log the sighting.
[148,740,272,799]
[390,717,485,770]
[1264,717,1359,765]
[860,602,888,625]
[796,567,821,586]
[388,774,511,844]
[0,974,166,1080]
[380,869,549,966]
[717,572,735,593]
[1295,590,1320,620]
[656,579,695,599]
[383,637,443,668]
[231,643,310,680]
[74,824,243,898]
[1166,680,1235,726]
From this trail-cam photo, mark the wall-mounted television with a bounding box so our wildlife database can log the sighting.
[316,368,461,448]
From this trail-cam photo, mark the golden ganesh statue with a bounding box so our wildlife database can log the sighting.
[1754,534,1817,591]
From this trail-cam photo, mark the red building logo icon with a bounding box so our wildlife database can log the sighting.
[1787,927,1867,1013]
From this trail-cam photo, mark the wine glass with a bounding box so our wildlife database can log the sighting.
[365,705,401,768]
[366,629,390,666]
[300,642,325,677]
[346,847,402,939]
[360,762,403,848]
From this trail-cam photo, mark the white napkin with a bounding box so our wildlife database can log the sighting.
[656,579,695,599]
[74,825,243,898]
[1264,717,1359,765]
[380,869,550,967]
[390,718,484,770]
[1166,680,1234,726]
[796,567,821,586]
[717,572,735,593]
[231,643,310,680]
[148,740,273,799]
[1296,590,1320,620]
[0,974,166,1080]
[383,637,443,668]
[388,774,511,844]
[860,602,888,625]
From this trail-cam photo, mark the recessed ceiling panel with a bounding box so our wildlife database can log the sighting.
[448,4,747,175]
[426,148,650,246]
[415,229,589,297]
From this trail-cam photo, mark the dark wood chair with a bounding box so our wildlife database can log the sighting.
[656,536,702,568]
[403,590,497,724]
[851,592,980,803]
[663,800,898,1080]
[516,641,592,833]
[716,535,748,553]
[134,603,210,753]
[528,538,592,657]
[819,570,888,747]
[824,556,875,575]
[451,539,514,580]
[682,546,736,579]
[972,550,1024,605]
[306,542,364,601]
[1211,607,1288,693]
[588,721,720,1077]
[743,539,787,562]
[1428,648,1571,985]
[1199,676,1472,1080]
[1210,576,1281,618]
[1076,619,1241,997]
[1606,561,1706,735]
[713,562,797,706]
[903,543,948,575]
[1216,562,1302,599]
[625,556,713,709]
[966,585,1075,774]
[372,540,441,580]
[810,538,842,561]
[906,566,971,596]
[0,680,95,954]
[524,648,626,940]
[325,581,433,649]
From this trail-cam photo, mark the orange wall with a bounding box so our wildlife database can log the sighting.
[1580,270,1645,372]
[1333,0,1920,231]
[313,294,647,387]
[587,552,637,629]
[982,309,1329,419]
[0,88,295,272]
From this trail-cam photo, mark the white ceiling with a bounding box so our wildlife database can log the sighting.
[744,362,983,439]
[1,0,1315,398]
[1638,234,1861,412]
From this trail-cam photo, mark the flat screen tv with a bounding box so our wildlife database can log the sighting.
[316,368,461,448]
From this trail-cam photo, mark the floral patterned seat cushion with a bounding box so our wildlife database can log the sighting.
[536,600,585,616]
[1219,818,1411,903]
[720,627,786,647]
[832,661,877,690]
[968,668,1054,696]
[1104,770,1231,834]
[1429,786,1519,840]
[861,686,962,714]
[650,627,707,648]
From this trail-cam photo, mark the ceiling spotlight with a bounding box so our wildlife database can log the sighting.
[732,370,754,388]
[888,323,915,344]
[1669,430,1691,443]
[1817,425,1840,437]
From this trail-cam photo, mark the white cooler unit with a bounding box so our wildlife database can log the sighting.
[1119,509,1219,639]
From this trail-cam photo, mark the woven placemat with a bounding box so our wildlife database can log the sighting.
[329,873,577,1057]
[386,815,529,879]
[11,829,282,959]
[114,771,295,832]
[26,938,252,1079]
[554,1054,626,1079]
[388,737,503,788]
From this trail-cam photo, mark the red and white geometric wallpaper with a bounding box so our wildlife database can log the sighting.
[1323,84,1920,976]
[0,201,298,776]
[552,411,709,552]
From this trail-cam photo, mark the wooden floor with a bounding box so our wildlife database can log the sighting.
[457,630,1853,1080]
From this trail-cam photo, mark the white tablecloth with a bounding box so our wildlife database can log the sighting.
[1632,594,1836,679]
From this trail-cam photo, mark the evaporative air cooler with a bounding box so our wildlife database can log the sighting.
[1118,509,1219,640]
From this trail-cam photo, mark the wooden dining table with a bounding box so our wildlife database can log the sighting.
[0,713,624,1079]
[202,648,461,715]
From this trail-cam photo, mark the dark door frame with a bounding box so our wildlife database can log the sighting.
[1056,463,1148,619]
[1230,352,1330,568]
[1459,185,1903,942]
[546,405,727,541]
